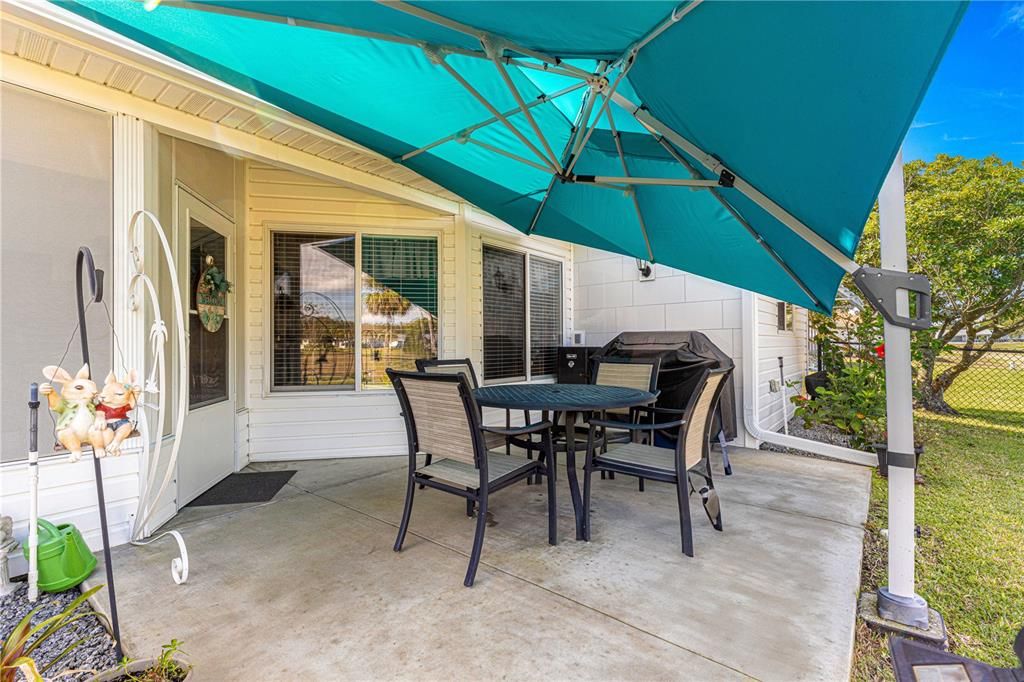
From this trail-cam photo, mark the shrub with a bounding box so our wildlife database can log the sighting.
[792,360,886,451]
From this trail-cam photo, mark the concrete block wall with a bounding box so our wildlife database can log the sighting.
[572,246,746,442]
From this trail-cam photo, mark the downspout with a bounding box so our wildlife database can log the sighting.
[741,291,877,467]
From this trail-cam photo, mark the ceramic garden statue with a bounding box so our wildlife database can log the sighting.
[40,364,97,462]
[90,369,140,457]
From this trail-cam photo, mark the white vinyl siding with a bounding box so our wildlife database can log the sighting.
[757,295,809,434]
[481,245,565,383]
[244,163,455,460]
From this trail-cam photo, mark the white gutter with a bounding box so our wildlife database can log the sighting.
[741,291,877,467]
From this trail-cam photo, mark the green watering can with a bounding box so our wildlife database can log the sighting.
[22,519,97,593]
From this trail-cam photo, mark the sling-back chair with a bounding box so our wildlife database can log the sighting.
[583,367,732,557]
[388,369,556,586]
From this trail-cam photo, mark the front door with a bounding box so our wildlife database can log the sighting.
[176,187,236,507]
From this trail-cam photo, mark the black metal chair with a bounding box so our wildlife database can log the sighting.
[589,357,661,489]
[583,367,732,557]
[388,369,556,587]
[416,358,530,453]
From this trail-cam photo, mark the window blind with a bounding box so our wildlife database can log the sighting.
[271,232,356,390]
[530,255,562,377]
[483,245,526,381]
[361,235,439,388]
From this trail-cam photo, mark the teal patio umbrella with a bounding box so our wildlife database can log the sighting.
[59,0,965,631]
[59,0,964,315]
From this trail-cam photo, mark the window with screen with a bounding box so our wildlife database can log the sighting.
[272,232,357,391]
[483,246,526,381]
[530,256,562,377]
[361,235,438,389]
[482,245,563,382]
[1,84,112,463]
[271,231,438,391]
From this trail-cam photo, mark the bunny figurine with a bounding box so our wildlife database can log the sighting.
[40,364,98,462]
[90,370,140,458]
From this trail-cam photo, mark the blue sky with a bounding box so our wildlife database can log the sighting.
[903,1,1024,162]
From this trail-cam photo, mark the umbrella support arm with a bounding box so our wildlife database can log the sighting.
[574,175,720,188]
[650,134,827,311]
[609,90,860,275]
[399,82,586,162]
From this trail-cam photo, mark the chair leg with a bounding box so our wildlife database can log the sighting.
[638,477,645,492]
[466,497,475,518]
[582,462,593,542]
[419,454,431,489]
[676,476,694,557]
[464,493,488,587]
[693,464,724,531]
[718,430,733,476]
[546,460,557,546]
[394,476,416,552]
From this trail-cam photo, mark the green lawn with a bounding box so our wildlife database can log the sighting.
[852,410,1024,680]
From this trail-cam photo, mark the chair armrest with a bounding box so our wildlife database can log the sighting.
[589,418,685,431]
[633,405,685,416]
[481,421,554,437]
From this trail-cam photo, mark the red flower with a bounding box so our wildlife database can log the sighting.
[874,343,885,359]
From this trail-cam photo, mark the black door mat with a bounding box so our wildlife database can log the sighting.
[186,471,296,507]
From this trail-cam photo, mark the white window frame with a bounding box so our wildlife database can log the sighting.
[480,239,567,385]
[777,301,795,332]
[263,222,444,395]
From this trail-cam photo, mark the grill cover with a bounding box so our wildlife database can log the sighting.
[598,331,738,440]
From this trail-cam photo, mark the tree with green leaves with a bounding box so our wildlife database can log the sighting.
[856,154,1024,413]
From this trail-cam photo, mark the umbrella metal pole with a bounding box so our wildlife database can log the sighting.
[76,247,124,660]
[27,384,40,602]
[876,150,929,628]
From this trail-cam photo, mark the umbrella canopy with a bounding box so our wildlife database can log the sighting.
[59,0,965,312]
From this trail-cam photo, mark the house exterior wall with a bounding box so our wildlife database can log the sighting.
[573,247,810,444]
[242,162,457,461]
[573,246,746,441]
[754,294,809,435]
[241,166,574,460]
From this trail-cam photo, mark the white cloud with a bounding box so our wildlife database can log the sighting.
[911,120,943,130]
[942,133,979,142]
[995,3,1024,36]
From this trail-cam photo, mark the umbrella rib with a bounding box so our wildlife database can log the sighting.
[432,57,559,173]
[466,139,553,174]
[379,1,593,80]
[618,0,705,68]
[576,176,719,188]
[528,60,614,236]
[399,82,586,162]
[564,63,633,177]
[652,135,827,310]
[608,114,655,263]
[527,175,559,235]
[488,49,563,170]
[611,91,859,274]
[155,1,590,80]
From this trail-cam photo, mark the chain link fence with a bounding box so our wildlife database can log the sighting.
[804,338,1024,431]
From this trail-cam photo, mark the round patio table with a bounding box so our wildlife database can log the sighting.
[474,384,657,541]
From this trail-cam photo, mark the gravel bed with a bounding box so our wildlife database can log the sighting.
[759,416,869,459]
[1,581,119,680]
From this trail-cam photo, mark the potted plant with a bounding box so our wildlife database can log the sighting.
[89,640,191,682]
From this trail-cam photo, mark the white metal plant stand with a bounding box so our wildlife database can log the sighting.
[124,209,190,584]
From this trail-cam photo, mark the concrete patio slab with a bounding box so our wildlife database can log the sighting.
[88,447,868,681]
